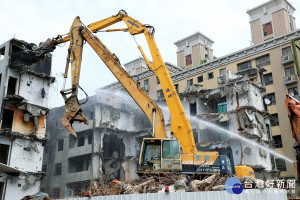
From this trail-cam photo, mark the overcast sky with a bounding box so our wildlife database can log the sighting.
[1,0,300,108]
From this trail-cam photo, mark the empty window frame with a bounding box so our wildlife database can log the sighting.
[282,46,292,57]
[190,103,197,116]
[197,75,203,83]
[157,89,164,99]
[68,155,91,173]
[263,22,273,37]
[238,60,252,71]
[2,109,14,129]
[285,66,295,76]
[77,136,85,147]
[208,72,214,80]
[144,79,149,86]
[69,135,75,149]
[0,144,9,165]
[174,84,179,93]
[88,134,92,145]
[7,77,18,95]
[263,73,273,86]
[256,54,270,68]
[275,158,286,171]
[55,163,62,175]
[270,114,279,126]
[0,47,5,61]
[57,139,64,151]
[185,54,192,66]
[289,15,295,31]
[266,93,276,105]
[219,68,226,76]
[187,79,193,87]
[273,135,283,148]
[75,161,84,172]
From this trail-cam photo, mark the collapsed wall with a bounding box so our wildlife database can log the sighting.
[179,73,273,172]
[0,38,54,200]
[43,93,151,198]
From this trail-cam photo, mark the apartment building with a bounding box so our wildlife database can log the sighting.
[0,38,54,200]
[103,0,300,178]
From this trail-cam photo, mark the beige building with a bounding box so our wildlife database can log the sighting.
[247,0,296,44]
[174,32,214,69]
[102,0,300,178]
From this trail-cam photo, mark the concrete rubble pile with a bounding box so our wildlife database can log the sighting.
[78,174,260,197]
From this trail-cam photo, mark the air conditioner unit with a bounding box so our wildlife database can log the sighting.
[218,75,226,84]
[284,75,298,85]
[281,55,294,64]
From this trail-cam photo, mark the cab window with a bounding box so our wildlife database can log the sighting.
[162,140,180,159]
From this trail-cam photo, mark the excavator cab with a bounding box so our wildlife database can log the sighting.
[137,138,182,173]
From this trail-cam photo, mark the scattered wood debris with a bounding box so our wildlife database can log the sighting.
[80,174,237,197]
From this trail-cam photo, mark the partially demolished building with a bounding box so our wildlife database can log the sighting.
[42,95,151,198]
[180,73,273,170]
[0,39,54,200]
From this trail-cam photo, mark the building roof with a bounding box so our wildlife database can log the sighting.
[246,0,296,14]
[123,57,146,66]
[174,31,214,45]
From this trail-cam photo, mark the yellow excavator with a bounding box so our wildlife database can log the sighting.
[35,10,254,177]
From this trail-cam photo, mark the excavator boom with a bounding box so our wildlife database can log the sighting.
[285,94,300,180]
[63,17,167,138]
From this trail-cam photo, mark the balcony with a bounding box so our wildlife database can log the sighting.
[236,68,258,78]
[67,170,91,183]
[69,145,92,158]
[185,84,201,93]
[281,55,294,65]
[283,74,298,85]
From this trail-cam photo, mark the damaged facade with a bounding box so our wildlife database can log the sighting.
[0,38,54,200]
[42,95,151,198]
[180,73,273,171]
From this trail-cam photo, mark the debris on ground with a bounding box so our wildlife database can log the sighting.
[21,192,51,200]
[80,174,238,197]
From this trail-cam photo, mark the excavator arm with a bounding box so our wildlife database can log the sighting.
[36,10,196,154]
[70,17,167,138]
[48,16,167,138]
[286,95,300,145]
[285,94,300,180]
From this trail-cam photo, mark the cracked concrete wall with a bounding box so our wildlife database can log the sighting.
[227,82,265,112]
[18,73,51,108]
[4,176,41,200]
[94,103,151,132]
[0,38,53,200]
[180,77,272,170]
[9,138,43,173]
